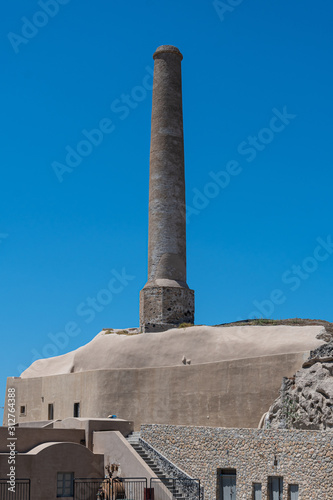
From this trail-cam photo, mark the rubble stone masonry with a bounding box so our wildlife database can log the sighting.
[141,424,333,499]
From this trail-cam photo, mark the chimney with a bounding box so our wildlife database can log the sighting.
[140,45,194,332]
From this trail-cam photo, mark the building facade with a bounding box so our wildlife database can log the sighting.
[141,424,333,500]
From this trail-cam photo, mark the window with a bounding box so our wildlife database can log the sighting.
[289,484,299,500]
[48,403,54,420]
[73,402,80,417]
[19,405,26,416]
[57,472,74,497]
[268,477,283,500]
[252,483,262,500]
[217,469,236,500]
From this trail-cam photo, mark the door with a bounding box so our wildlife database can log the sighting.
[268,477,283,500]
[219,470,236,500]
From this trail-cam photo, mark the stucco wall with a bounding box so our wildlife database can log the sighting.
[93,430,156,479]
[0,442,104,500]
[4,352,308,429]
[53,417,134,450]
[0,427,84,452]
[141,424,333,500]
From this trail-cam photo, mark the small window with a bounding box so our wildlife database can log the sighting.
[289,484,299,500]
[57,472,74,497]
[73,402,80,417]
[252,482,262,500]
[268,477,283,500]
[19,405,26,416]
[48,403,54,420]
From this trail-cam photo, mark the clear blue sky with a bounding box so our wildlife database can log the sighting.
[1,0,333,421]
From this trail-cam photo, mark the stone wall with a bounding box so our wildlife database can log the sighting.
[141,424,333,500]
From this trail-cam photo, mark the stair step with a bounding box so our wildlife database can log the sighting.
[127,435,191,500]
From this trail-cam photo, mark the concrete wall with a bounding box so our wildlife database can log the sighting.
[0,442,104,500]
[141,424,333,500]
[93,430,156,479]
[54,417,134,450]
[4,352,307,429]
[0,427,84,452]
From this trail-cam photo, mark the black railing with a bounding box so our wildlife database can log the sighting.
[150,477,201,500]
[74,478,110,500]
[74,477,148,500]
[115,477,147,500]
[0,479,30,500]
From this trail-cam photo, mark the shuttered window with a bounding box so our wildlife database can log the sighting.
[253,483,262,500]
[289,484,299,500]
[268,477,283,500]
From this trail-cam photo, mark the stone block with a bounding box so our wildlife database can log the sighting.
[140,286,194,332]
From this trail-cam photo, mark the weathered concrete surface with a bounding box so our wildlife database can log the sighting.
[19,325,326,376]
[267,341,333,429]
[140,45,194,331]
[4,326,325,429]
[6,355,307,429]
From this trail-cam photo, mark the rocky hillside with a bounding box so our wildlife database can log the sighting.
[267,340,333,430]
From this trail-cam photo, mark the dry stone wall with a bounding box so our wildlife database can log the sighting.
[141,424,333,500]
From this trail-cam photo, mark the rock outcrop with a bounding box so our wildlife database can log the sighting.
[267,341,333,430]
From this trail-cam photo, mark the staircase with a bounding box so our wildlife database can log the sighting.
[126,432,190,500]
[126,432,166,479]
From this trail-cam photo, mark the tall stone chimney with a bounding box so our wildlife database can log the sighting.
[140,45,194,332]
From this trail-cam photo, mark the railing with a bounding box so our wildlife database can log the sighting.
[150,477,202,500]
[74,478,108,500]
[0,479,30,500]
[139,438,195,484]
[0,476,201,500]
[117,477,147,500]
[74,477,148,500]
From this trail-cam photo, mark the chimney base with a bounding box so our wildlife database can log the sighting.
[140,286,194,333]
